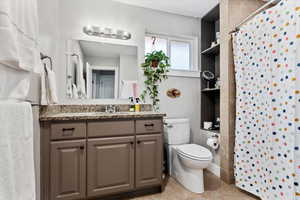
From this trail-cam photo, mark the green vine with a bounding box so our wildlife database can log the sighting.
[140,50,170,111]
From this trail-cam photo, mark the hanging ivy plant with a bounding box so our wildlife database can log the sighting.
[140,50,170,111]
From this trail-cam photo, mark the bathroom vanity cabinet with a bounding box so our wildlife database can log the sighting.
[40,117,164,200]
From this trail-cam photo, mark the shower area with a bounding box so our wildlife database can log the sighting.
[232,0,300,199]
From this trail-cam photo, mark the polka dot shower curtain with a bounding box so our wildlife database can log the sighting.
[232,1,300,200]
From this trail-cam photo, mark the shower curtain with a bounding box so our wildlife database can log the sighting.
[233,0,300,200]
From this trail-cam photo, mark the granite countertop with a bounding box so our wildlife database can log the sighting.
[39,111,166,121]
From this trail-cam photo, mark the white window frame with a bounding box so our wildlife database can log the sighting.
[145,33,199,78]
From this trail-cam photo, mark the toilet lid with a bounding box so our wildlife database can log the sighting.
[177,144,212,160]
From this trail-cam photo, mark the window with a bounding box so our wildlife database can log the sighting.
[145,34,198,72]
[170,40,190,70]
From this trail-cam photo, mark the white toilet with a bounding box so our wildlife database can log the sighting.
[164,118,213,193]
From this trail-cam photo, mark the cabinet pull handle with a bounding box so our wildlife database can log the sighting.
[79,146,85,150]
[62,128,75,136]
[144,123,154,127]
[137,141,141,144]
[62,128,75,132]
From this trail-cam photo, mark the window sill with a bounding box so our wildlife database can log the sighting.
[167,70,201,78]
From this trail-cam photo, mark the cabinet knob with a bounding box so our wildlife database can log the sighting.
[79,146,85,150]
[137,141,141,144]
[130,141,134,145]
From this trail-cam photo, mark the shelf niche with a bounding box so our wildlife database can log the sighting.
[201,4,220,131]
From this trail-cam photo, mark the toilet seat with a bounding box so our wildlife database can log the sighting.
[177,144,212,161]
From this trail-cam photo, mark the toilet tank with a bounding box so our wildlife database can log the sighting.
[164,118,190,145]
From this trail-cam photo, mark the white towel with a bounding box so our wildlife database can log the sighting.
[40,67,47,105]
[120,80,138,99]
[41,66,58,105]
[0,63,31,101]
[0,0,40,73]
[72,84,79,99]
[75,56,86,99]
[45,66,58,104]
[0,101,36,200]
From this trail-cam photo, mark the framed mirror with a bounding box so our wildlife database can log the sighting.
[66,40,138,100]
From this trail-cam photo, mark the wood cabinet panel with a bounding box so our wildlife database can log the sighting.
[136,119,162,134]
[50,140,86,200]
[87,136,135,197]
[135,134,162,188]
[87,120,134,137]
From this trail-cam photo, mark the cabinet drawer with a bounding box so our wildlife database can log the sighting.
[88,120,134,137]
[136,119,162,134]
[51,122,86,140]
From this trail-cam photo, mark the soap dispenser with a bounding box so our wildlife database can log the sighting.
[135,97,141,112]
[129,97,135,112]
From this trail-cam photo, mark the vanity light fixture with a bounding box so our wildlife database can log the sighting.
[83,25,131,40]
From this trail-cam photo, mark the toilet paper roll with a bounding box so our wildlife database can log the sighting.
[207,137,219,150]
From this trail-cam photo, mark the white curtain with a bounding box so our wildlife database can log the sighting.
[0,0,41,101]
[233,0,300,199]
[0,0,40,72]
[0,0,39,199]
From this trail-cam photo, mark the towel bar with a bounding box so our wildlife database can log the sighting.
[40,53,53,70]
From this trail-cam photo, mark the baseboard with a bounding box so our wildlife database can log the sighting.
[207,163,220,177]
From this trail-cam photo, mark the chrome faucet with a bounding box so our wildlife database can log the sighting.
[105,105,116,113]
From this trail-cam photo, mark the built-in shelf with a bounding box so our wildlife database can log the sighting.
[201,4,220,132]
[200,128,220,134]
[201,44,220,55]
[202,88,220,92]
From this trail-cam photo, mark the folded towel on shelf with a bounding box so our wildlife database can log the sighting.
[0,0,40,73]
[120,80,138,99]
[0,101,36,200]
[41,65,58,105]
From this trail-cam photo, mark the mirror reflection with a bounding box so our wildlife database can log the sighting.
[66,40,138,100]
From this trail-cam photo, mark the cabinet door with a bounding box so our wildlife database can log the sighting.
[136,134,162,188]
[87,136,135,197]
[50,140,86,200]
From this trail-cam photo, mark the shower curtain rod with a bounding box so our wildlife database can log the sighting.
[230,0,280,33]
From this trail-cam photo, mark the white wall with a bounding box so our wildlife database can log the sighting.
[38,0,59,69]
[86,56,120,67]
[39,0,206,158]
[119,55,138,82]
[159,76,201,143]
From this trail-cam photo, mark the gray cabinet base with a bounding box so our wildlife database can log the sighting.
[87,185,162,200]
[40,118,164,200]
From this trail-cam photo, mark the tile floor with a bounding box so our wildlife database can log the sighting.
[132,171,260,200]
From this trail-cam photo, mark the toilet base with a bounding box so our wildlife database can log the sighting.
[172,151,205,193]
